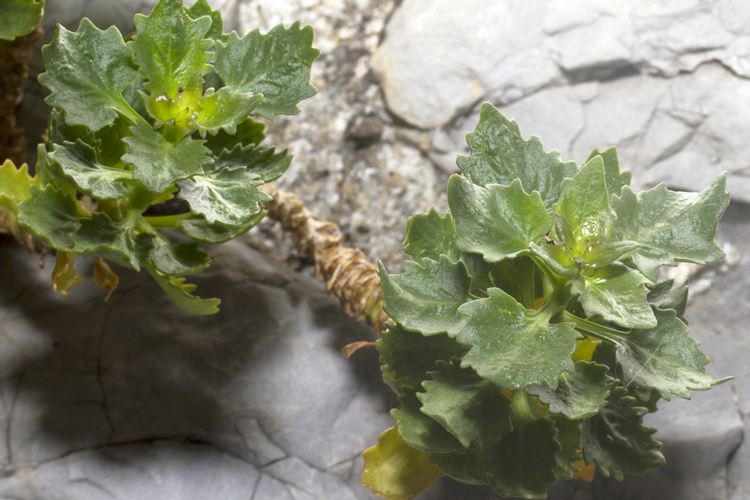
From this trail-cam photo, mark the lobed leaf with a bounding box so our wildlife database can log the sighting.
[430,449,485,485]
[148,236,214,276]
[213,22,319,119]
[579,386,665,480]
[0,0,44,40]
[615,307,729,400]
[552,155,617,247]
[176,167,269,225]
[551,415,583,480]
[122,121,212,193]
[185,0,226,42]
[129,0,214,99]
[48,140,132,200]
[71,212,155,270]
[377,323,467,392]
[195,88,263,136]
[585,147,631,198]
[176,210,266,244]
[16,185,83,249]
[39,19,140,131]
[647,279,688,322]
[448,176,553,263]
[214,143,292,182]
[0,160,39,212]
[457,103,577,210]
[203,118,265,156]
[361,426,443,500]
[419,359,513,448]
[480,394,560,499]
[146,263,220,314]
[456,287,581,390]
[571,263,657,330]
[392,390,465,454]
[380,257,473,337]
[527,361,613,419]
[611,173,730,281]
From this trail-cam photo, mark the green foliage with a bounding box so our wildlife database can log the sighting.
[0,0,43,41]
[3,0,318,314]
[369,102,730,499]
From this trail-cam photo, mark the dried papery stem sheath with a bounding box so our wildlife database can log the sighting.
[261,184,389,339]
[0,25,43,166]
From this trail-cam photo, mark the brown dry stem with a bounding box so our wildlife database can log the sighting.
[261,185,388,352]
[0,25,43,166]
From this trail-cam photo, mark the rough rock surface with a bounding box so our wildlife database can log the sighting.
[373,0,750,202]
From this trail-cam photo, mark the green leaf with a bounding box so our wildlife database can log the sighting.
[527,361,613,419]
[140,72,203,132]
[48,140,132,200]
[0,0,43,40]
[551,415,583,480]
[35,145,75,195]
[146,263,221,315]
[456,287,580,390]
[402,209,493,292]
[47,109,98,149]
[0,160,39,212]
[571,263,657,330]
[380,256,473,337]
[419,359,513,448]
[71,212,155,270]
[122,121,212,193]
[176,210,266,244]
[195,88,263,136]
[176,168,269,225]
[529,242,579,277]
[361,426,444,500]
[448,175,554,263]
[129,0,213,99]
[431,449,485,485]
[579,386,665,480]
[552,155,617,247]
[39,19,141,131]
[647,279,688,321]
[17,185,83,249]
[213,22,319,119]
[403,209,459,262]
[457,103,577,210]
[185,0,226,42]
[392,390,465,454]
[94,118,131,167]
[611,173,730,281]
[214,144,291,182]
[481,393,559,499]
[203,118,265,156]
[148,236,214,276]
[615,307,729,400]
[585,147,631,198]
[581,240,640,269]
[377,323,467,392]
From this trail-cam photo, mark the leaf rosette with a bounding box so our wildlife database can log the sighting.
[1,0,318,314]
[367,102,730,499]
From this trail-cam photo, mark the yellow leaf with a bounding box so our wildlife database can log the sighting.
[572,337,600,363]
[361,425,443,500]
[52,251,83,295]
[573,459,596,482]
[93,258,119,301]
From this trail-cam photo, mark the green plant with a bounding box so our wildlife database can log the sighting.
[0,0,318,313]
[362,103,730,499]
[0,0,43,41]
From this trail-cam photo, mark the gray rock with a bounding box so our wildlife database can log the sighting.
[0,240,391,499]
[373,0,750,201]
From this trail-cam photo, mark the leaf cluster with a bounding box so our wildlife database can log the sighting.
[364,103,730,499]
[0,0,318,313]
